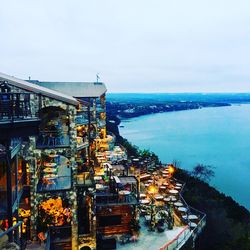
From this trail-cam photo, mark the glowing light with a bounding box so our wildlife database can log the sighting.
[169,165,175,174]
[148,185,157,194]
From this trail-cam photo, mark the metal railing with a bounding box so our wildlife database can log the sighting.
[0,92,38,122]
[75,114,88,125]
[0,221,26,250]
[36,132,70,148]
[96,192,138,206]
[159,225,190,250]
[37,175,72,192]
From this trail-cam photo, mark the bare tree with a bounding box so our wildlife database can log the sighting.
[191,164,215,183]
[172,159,181,169]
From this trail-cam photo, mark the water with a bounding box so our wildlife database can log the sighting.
[120,104,250,210]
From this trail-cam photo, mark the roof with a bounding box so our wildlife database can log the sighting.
[0,72,79,106]
[119,176,138,185]
[29,80,107,98]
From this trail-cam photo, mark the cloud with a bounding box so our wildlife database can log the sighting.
[0,0,250,92]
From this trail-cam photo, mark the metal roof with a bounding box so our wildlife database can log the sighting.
[119,176,137,184]
[0,72,79,106]
[29,80,107,98]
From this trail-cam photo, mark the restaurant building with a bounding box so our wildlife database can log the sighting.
[0,72,206,250]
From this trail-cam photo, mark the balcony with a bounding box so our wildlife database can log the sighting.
[0,93,40,139]
[95,176,139,207]
[96,193,138,206]
[75,114,89,125]
[37,156,72,192]
[0,92,36,122]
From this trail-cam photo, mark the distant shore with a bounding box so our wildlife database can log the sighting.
[107,101,230,125]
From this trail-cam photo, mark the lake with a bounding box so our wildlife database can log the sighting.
[119,104,250,210]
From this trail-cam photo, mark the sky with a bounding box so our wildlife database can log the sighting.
[1,0,250,93]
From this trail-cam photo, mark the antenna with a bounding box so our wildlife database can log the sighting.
[96,73,100,83]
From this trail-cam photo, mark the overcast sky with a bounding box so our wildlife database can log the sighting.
[1,0,250,93]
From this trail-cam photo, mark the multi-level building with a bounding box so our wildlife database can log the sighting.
[0,72,205,250]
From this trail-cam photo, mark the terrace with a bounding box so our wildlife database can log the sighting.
[0,92,40,139]
[36,106,70,149]
[0,92,37,123]
[37,154,72,192]
[96,162,206,249]
[121,164,206,249]
[95,174,139,207]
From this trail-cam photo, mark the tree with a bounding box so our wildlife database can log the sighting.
[191,164,215,183]
[172,159,181,169]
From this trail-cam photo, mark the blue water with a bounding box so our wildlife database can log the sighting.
[120,104,250,210]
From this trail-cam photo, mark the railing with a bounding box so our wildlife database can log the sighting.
[45,225,72,250]
[36,132,70,148]
[77,140,89,150]
[12,173,25,209]
[75,114,88,125]
[159,225,190,250]
[188,206,206,237]
[0,221,26,250]
[97,119,106,128]
[96,105,105,113]
[37,175,72,192]
[0,92,38,122]
[96,192,138,206]
[76,172,94,187]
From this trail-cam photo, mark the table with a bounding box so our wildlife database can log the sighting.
[188,214,198,220]
[44,162,57,168]
[119,190,131,195]
[43,174,57,180]
[168,196,177,202]
[164,197,170,202]
[175,186,182,190]
[140,199,150,204]
[94,176,102,181]
[162,170,168,174]
[148,180,153,183]
[178,207,188,212]
[96,184,104,190]
[49,154,59,158]
[144,183,150,187]
[159,186,167,190]
[174,202,183,207]
[189,222,197,228]
[140,193,147,198]
[176,183,182,187]
[119,190,131,202]
[169,189,178,194]
[43,168,57,174]
[155,195,164,200]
